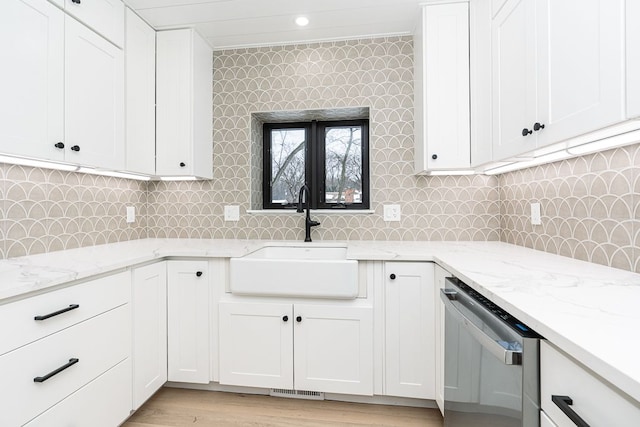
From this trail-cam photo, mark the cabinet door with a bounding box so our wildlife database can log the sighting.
[156,29,213,178]
[627,0,640,119]
[535,0,625,148]
[156,29,193,176]
[424,3,470,170]
[0,0,64,161]
[65,16,124,169]
[384,262,435,399]
[433,265,451,415]
[63,0,124,47]
[167,260,209,384]
[294,304,373,396]
[470,0,494,167]
[132,262,167,409]
[491,0,537,160]
[219,302,293,389]
[125,8,156,175]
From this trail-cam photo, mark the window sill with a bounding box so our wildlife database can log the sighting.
[246,209,375,215]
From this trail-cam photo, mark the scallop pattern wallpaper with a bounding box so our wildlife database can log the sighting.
[0,163,147,259]
[146,36,502,241]
[500,143,640,273]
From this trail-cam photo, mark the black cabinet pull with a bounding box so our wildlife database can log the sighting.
[389,274,396,280]
[71,0,81,3]
[283,315,289,322]
[431,154,438,160]
[534,122,545,131]
[296,316,302,323]
[196,271,203,277]
[34,358,79,383]
[552,395,590,427]
[522,128,533,136]
[54,142,64,149]
[70,145,80,152]
[179,162,186,167]
[34,304,80,321]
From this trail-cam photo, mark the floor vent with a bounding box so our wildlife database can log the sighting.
[270,389,325,400]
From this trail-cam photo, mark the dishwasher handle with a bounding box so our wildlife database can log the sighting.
[441,289,522,366]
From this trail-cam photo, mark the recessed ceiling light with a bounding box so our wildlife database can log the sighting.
[295,16,309,27]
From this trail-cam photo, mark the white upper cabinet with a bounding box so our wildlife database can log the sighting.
[535,0,625,148]
[492,0,626,160]
[65,15,124,169]
[414,2,470,173]
[469,0,493,167]
[156,29,213,179]
[0,0,64,161]
[628,0,640,119]
[125,9,156,175]
[491,0,536,160]
[62,0,124,47]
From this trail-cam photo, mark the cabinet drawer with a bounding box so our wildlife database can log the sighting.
[0,271,130,356]
[0,304,130,427]
[25,358,132,427]
[541,341,640,426]
[63,0,124,47]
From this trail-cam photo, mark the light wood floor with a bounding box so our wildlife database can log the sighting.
[123,388,444,427]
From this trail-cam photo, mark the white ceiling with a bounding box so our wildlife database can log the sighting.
[126,0,425,49]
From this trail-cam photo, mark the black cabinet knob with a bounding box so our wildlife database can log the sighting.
[283,315,288,322]
[196,271,203,277]
[296,316,302,323]
[54,142,64,149]
[521,128,532,136]
[533,122,545,131]
[432,154,438,160]
[70,145,80,152]
[179,162,186,167]
[390,274,396,280]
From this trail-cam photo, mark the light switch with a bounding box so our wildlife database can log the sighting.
[126,206,135,223]
[383,204,401,222]
[531,202,541,225]
[224,205,240,222]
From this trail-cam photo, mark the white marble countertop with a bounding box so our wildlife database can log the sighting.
[1,238,639,404]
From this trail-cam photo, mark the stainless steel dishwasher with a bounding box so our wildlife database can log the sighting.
[441,277,541,427]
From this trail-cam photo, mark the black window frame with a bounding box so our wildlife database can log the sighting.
[263,119,370,210]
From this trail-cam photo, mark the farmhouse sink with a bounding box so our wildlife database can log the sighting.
[229,243,358,299]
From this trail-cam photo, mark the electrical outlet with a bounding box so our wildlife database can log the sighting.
[531,202,541,225]
[126,206,135,223]
[224,205,240,222]
[383,204,401,222]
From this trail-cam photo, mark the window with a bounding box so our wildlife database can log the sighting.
[263,119,369,210]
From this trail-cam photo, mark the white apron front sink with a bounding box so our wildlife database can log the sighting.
[229,243,358,299]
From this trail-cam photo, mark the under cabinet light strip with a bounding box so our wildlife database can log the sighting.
[0,155,78,172]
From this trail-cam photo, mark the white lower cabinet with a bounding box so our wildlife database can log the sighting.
[433,264,451,414]
[219,302,293,389]
[0,304,130,426]
[132,262,167,409]
[384,262,435,399]
[541,340,640,426]
[219,300,374,396]
[540,409,558,427]
[167,260,210,384]
[24,359,132,427]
